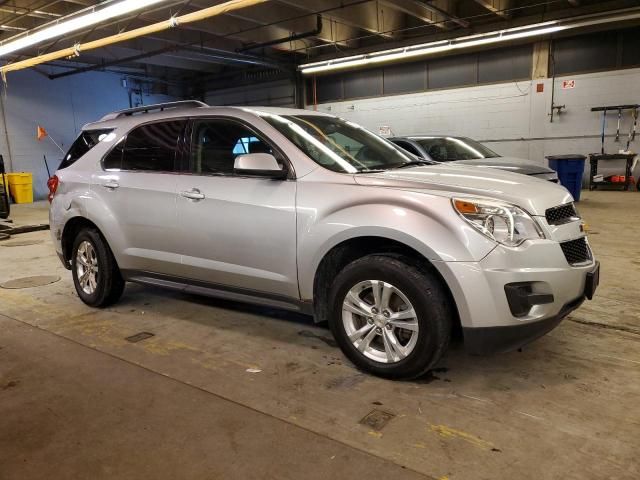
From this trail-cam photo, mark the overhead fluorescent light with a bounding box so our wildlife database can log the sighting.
[0,0,170,58]
[300,23,566,74]
[299,8,640,75]
[0,26,27,32]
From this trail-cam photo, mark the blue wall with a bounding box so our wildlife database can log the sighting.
[0,68,175,200]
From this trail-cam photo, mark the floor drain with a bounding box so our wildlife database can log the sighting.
[359,409,395,431]
[126,332,155,343]
[0,275,60,289]
[1,239,44,247]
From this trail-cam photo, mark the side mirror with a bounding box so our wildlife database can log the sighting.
[234,153,287,179]
[0,155,5,175]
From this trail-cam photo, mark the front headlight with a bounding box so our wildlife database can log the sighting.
[452,197,545,247]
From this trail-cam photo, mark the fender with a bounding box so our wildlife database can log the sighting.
[296,184,496,300]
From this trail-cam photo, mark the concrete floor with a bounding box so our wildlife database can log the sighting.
[1,192,639,480]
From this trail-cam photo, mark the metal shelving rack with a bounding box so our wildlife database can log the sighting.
[589,104,639,191]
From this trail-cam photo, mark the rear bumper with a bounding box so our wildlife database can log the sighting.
[462,296,584,355]
[49,203,68,268]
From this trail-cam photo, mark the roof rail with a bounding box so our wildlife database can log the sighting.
[100,100,208,121]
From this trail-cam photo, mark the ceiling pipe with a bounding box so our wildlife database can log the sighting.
[238,15,322,52]
[180,45,293,70]
[47,42,290,79]
[0,0,269,76]
[47,44,185,79]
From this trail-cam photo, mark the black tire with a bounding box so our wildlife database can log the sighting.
[328,255,452,380]
[71,228,125,307]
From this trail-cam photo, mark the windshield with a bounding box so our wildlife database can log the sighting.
[414,137,500,161]
[253,111,415,173]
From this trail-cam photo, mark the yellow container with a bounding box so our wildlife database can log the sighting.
[6,172,33,204]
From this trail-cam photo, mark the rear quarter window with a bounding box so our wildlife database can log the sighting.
[59,129,114,170]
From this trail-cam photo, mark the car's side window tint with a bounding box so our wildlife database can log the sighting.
[190,120,274,175]
[103,138,124,170]
[121,121,185,172]
[425,142,449,161]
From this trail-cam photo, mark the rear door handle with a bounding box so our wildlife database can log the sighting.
[180,188,205,201]
[103,180,120,190]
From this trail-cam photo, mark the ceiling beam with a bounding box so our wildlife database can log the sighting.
[188,1,356,47]
[275,0,403,39]
[474,0,513,18]
[61,0,95,6]
[379,0,445,29]
[135,5,322,51]
[380,0,469,29]
[0,5,61,21]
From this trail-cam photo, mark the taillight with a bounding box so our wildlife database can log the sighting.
[47,175,59,203]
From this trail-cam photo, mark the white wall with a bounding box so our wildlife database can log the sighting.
[307,67,640,180]
[0,69,175,200]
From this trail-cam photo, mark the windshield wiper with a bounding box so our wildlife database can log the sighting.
[393,160,432,169]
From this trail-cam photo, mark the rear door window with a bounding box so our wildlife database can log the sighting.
[120,120,185,172]
[60,129,114,169]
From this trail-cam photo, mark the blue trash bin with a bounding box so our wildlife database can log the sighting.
[546,155,586,201]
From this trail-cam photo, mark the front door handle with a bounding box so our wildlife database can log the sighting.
[103,180,120,190]
[180,188,205,201]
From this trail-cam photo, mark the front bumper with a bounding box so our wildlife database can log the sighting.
[463,295,584,354]
[434,238,598,354]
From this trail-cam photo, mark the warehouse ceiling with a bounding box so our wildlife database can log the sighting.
[1,0,639,94]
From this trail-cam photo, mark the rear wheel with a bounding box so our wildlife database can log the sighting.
[71,228,124,307]
[329,255,452,379]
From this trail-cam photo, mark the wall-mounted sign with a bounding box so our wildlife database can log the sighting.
[378,126,393,137]
[562,80,576,89]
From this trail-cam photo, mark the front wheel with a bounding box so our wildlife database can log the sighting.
[71,228,125,307]
[329,255,452,380]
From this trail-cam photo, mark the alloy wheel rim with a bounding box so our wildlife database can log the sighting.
[76,240,99,295]
[342,280,419,364]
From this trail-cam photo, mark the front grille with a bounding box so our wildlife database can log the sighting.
[560,238,591,265]
[546,203,579,225]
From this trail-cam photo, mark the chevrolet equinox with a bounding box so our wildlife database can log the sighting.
[48,101,600,379]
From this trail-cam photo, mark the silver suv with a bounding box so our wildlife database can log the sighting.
[49,101,600,379]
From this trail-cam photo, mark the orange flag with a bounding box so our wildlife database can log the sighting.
[37,125,48,141]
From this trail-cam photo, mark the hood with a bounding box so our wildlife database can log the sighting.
[453,157,554,175]
[354,163,572,216]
